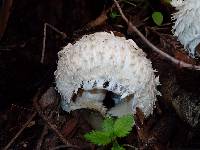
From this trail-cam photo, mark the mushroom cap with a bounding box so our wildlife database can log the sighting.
[171,0,200,58]
[55,32,160,116]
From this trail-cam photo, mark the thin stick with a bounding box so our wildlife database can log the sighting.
[40,23,67,64]
[50,145,81,150]
[40,23,47,64]
[3,112,37,150]
[36,125,48,150]
[33,94,79,149]
[123,144,138,150]
[113,0,200,70]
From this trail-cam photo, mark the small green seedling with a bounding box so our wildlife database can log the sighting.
[84,115,135,150]
[110,10,121,19]
[152,11,163,26]
[164,0,171,4]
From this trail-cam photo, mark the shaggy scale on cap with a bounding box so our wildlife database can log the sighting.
[171,0,200,58]
[55,32,160,116]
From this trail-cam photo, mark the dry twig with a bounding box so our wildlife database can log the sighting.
[123,144,138,149]
[36,125,48,150]
[113,0,200,70]
[3,111,37,150]
[41,23,67,64]
[87,4,115,28]
[50,145,81,150]
[33,91,80,149]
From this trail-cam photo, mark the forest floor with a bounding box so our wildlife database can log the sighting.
[1,0,200,149]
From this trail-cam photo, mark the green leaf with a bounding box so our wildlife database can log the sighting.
[84,131,112,146]
[112,141,125,150]
[164,0,171,4]
[152,11,163,26]
[110,11,120,19]
[102,117,114,133]
[113,115,134,137]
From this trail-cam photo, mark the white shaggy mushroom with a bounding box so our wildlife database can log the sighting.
[171,0,200,58]
[55,32,160,117]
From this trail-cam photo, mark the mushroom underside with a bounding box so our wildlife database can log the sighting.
[60,80,135,116]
